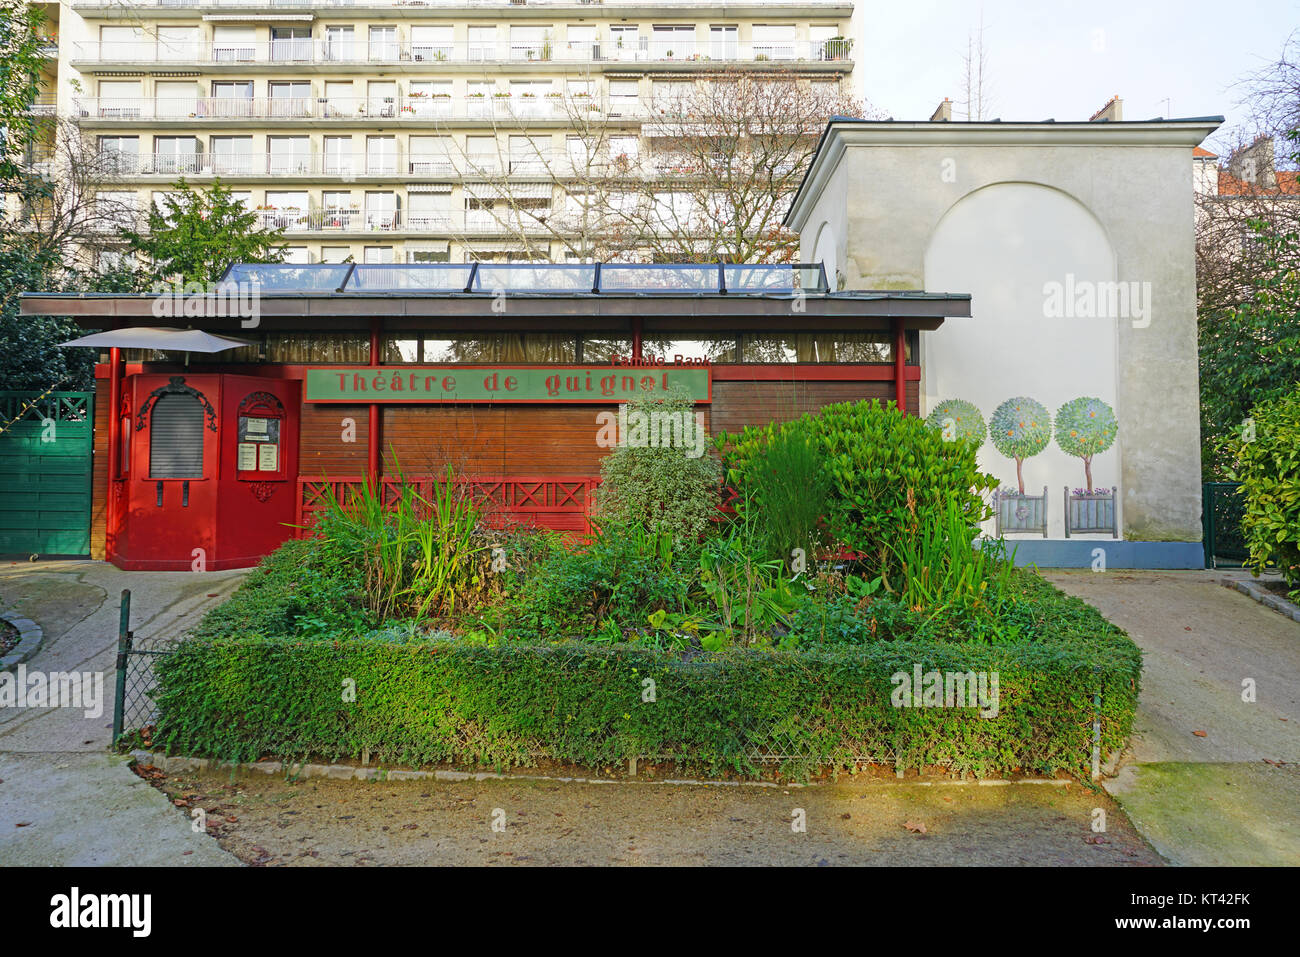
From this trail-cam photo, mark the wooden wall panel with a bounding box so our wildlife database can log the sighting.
[300,403,369,475]
[710,380,894,434]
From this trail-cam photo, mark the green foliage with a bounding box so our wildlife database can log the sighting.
[153,585,1141,780]
[596,389,723,545]
[723,429,831,571]
[498,520,695,641]
[1054,397,1118,491]
[888,499,1018,621]
[719,400,996,580]
[1199,219,1300,480]
[924,399,986,447]
[1222,384,1300,597]
[122,178,287,286]
[310,466,490,622]
[989,397,1052,493]
[190,538,371,641]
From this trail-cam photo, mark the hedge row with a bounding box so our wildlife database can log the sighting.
[154,631,1141,780]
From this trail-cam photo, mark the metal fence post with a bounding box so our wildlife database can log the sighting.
[1091,665,1103,782]
[111,589,132,744]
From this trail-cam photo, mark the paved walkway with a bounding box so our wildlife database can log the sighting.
[1043,570,1300,866]
[0,560,246,865]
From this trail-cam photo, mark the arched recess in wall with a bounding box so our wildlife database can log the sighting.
[812,221,838,289]
[921,181,1121,524]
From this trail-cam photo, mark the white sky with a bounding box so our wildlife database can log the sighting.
[858,0,1300,154]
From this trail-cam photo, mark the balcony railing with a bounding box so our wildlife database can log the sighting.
[72,38,849,66]
[74,0,850,7]
[247,208,548,235]
[75,95,675,124]
[98,150,416,177]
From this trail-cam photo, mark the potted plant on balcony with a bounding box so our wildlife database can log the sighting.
[825,36,853,60]
[990,396,1052,534]
[1056,396,1119,536]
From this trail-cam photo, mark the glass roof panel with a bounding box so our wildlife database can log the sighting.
[598,264,721,294]
[724,264,828,293]
[347,264,475,291]
[223,263,350,292]
[471,264,597,293]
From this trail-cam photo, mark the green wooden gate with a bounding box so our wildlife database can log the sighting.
[1202,481,1247,569]
[0,391,95,557]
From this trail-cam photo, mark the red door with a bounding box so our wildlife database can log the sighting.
[215,375,300,567]
[123,374,221,570]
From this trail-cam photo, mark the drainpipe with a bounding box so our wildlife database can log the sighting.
[631,317,643,360]
[892,319,907,415]
[105,347,122,559]
[368,318,381,486]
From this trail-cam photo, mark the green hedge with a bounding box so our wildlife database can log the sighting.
[154,623,1141,780]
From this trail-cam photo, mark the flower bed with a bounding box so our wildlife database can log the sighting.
[157,398,1141,780]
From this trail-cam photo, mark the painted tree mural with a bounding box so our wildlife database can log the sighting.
[925,399,986,447]
[989,397,1052,494]
[1055,396,1118,491]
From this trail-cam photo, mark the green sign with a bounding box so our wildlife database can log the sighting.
[304,365,712,404]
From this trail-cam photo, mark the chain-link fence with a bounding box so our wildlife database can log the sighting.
[111,590,181,744]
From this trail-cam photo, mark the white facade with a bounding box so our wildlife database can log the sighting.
[787,117,1221,553]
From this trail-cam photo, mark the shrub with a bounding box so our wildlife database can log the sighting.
[989,397,1052,494]
[499,520,696,641]
[189,537,370,641]
[725,427,831,570]
[153,578,1141,781]
[1223,384,1300,597]
[924,398,986,447]
[719,400,996,581]
[1055,397,1118,491]
[597,389,723,546]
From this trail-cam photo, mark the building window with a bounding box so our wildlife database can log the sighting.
[740,333,903,363]
[642,337,738,363]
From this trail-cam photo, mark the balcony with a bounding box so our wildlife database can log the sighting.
[98,150,411,178]
[245,208,547,236]
[74,94,664,125]
[71,38,850,67]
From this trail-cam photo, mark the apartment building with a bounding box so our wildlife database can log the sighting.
[45,0,857,266]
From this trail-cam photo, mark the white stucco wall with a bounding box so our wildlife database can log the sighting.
[790,121,1219,542]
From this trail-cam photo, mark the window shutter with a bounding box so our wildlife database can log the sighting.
[149,393,204,478]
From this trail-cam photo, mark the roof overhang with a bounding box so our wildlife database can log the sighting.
[21,291,971,335]
[784,116,1226,232]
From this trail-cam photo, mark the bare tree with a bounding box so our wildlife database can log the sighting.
[959,11,993,122]
[429,70,865,265]
[609,71,866,263]
[1235,30,1300,155]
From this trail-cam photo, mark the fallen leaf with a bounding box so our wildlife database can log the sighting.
[903,820,927,834]
[1192,730,1208,737]
[1085,835,1110,845]
[15,821,32,827]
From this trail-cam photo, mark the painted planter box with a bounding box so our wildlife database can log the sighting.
[1064,486,1117,537]
[994,487,1048,537]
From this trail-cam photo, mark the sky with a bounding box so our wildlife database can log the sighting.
[858,0,1300,155]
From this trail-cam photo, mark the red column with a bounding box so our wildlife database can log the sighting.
[105,347,122,558]
[368,319,381,486]
[631,317,643,360]
[893,319,907,415]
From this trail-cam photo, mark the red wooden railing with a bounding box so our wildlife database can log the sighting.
[296,475,601,535]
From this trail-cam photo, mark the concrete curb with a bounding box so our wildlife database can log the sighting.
[1220,577,1300,624]
[128,751,1076,789]
[0,611,44,672]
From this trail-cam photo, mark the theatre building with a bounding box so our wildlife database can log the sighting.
[19,113,1219,570]
[22,262,964,570]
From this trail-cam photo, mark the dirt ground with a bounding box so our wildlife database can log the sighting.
[140,766,1162,867]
